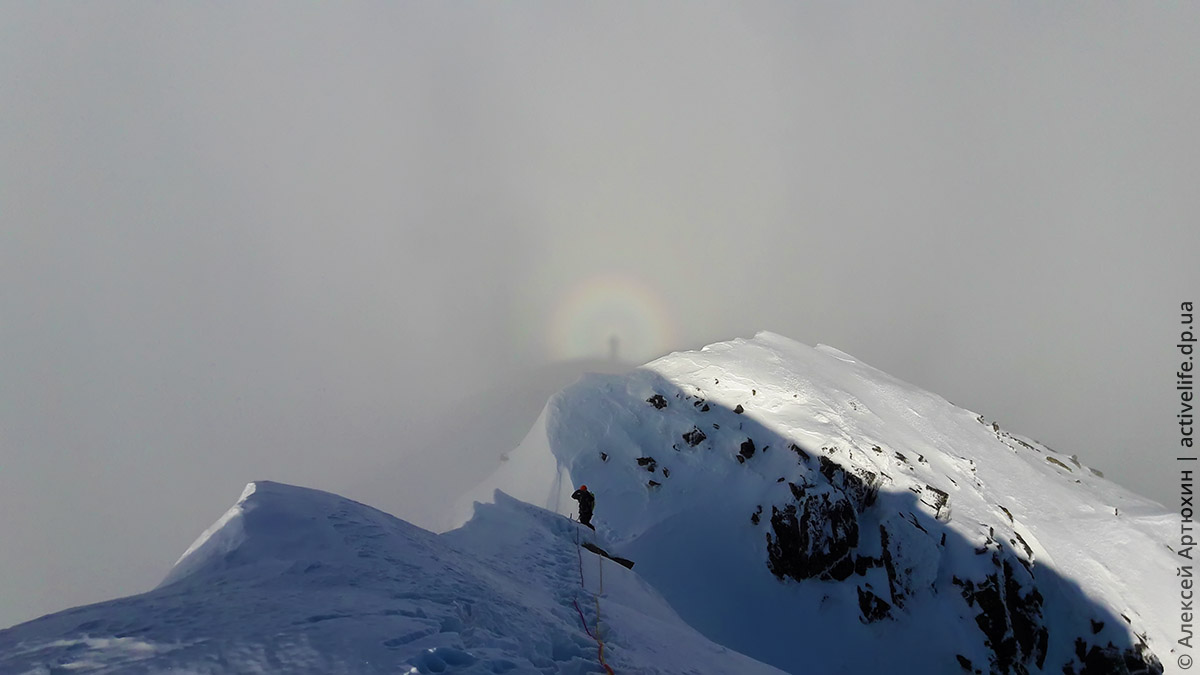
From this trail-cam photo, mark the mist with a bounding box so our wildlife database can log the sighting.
[2,2,1197,629]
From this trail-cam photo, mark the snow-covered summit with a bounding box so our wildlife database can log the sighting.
[0,332,1173,674]
[0,480,781,674]
[473,331,1172,673]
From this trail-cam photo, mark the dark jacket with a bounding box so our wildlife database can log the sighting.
[571,488,595,514]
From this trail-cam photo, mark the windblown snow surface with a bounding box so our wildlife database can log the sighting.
[0,332,1174,674]
[460,332,1172,674]
[0,481,778,674]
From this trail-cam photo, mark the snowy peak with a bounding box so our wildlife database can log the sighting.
[160,480,439,589]
[0,332,1174,674]
[1,480,784,674]
[541,332,1170,674]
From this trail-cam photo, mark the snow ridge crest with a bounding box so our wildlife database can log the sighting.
[542,332,1169,674]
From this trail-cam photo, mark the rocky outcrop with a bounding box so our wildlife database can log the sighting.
[763,451,886,583]
[646,394,668,410]
[636,457,658,472]
[856,586,891,623]
[954,557,1048,674]
[543,336,1170,674]
[756,440,1163,674]
[1063,635,1162,675]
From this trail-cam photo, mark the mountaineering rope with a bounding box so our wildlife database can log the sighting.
[572,519,616,674]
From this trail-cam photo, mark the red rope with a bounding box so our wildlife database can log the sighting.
[572,598,597,640]
[572,520,616,674]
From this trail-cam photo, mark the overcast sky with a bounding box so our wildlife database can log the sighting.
[2,2,1198,629]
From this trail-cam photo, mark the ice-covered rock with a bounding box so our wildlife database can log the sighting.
[526,332,1170,674]
[1,332,1171,674]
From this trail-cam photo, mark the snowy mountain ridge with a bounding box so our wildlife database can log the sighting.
[0,332,1174,674]
[470,332,1172,673]
[0,480,780,673]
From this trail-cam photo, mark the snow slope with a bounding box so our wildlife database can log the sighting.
[0,481,782,674]
[471,332,1172,674]
[0,332,1173,674]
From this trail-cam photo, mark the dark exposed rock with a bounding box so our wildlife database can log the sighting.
[1012,531,1033,561]
[789,443,812,464]
[1046,456,1073,471]
[955,557,1047,674]
[682,427,707,447]
[781,482,798,501]
[1013,437,1037,452]
[765,490,859,582]
[999,505,1014,523]
[857,586,892,623]
[719,403,1162,674]
[647,480,661,488]
[700,404,710,412]
[923,485,950,520]
[879,526,902,607]
[734,404,745,414]
[646,394,668,409]
[600,452,608,462]
[854,554,881,576]
[1004,561,1047,670]
[1063,637,1164,675]
[817,456,880,509]
[974,527,999,555]
[662,468,670,478]
[636,457,657,472]
[821,555,855,582]
[903,512,928,535]
[818,456,842,485]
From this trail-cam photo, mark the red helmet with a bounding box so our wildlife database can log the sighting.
[579,485,587,491]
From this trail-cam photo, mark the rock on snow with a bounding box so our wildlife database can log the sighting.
[0,332,1173,674]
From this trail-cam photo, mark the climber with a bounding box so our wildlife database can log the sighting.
[572,485,595,530]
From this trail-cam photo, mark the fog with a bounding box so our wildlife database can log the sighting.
[2,2,1197,629]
